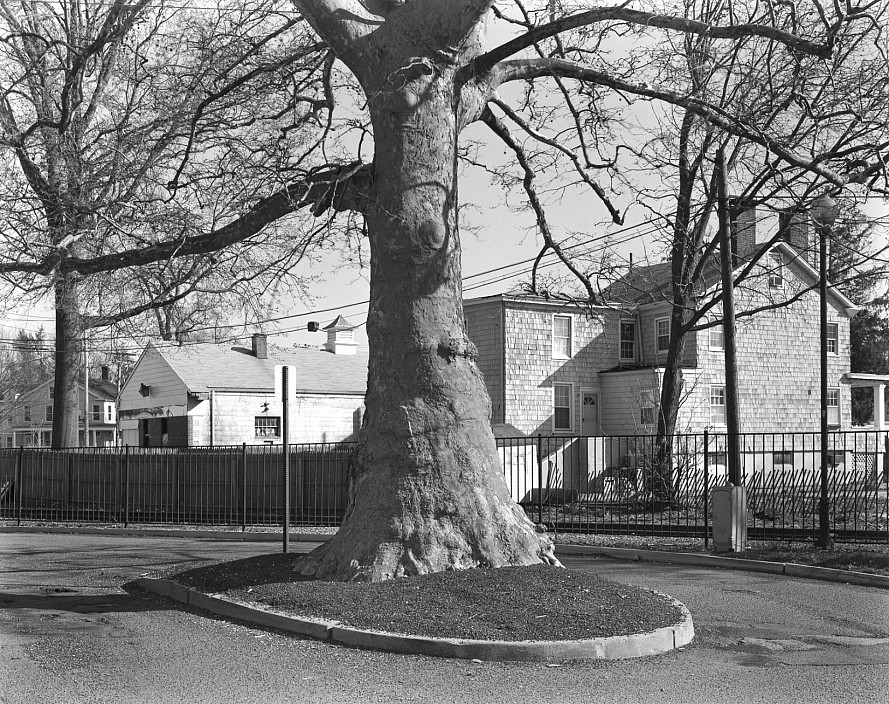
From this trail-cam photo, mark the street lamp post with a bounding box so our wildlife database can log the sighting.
[811,193,837,550]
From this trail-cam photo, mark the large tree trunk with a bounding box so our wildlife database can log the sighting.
[297,60,557,581]
[52,271,83,448]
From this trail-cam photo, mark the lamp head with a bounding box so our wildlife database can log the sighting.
[811,194,838,228]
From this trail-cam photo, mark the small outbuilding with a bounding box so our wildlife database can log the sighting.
[118,324,367,447]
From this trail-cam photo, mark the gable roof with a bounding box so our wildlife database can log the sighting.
[149,342,368,396]
[14,377,117,404]
[602,242,859,313]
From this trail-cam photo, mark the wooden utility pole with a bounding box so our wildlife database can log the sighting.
[716,148,742,485]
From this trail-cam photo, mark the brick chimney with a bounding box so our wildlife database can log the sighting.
[323,316,358,355]
[729,198,756,265]
[101,365,110,381]
[778,209,817,267]
[252,333,268,359]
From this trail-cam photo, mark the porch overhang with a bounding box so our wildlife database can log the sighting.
[843,373,889,431]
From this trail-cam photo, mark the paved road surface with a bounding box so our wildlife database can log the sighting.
[1,532,888,704]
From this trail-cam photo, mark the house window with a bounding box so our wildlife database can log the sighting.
[655,317,670,354]
[553,383,572,432]
[48,386,54,399]
[768,252,784,288]
[640,390,656,426]
[709,386,726,426]
[45,405,53,422]
[92,404,101,422]
[553,315,572,359]
[255,416,281,438]
[24,405,30,422]
[826,323,838,355]
[709,322,725,351]
[105,404,114,423]
[708,451,727,467]
[827,388,840,426]
[773,451,793,467]
[619,320,636,362]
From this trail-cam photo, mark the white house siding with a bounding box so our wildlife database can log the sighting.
[189,391,363,446]
[464,299,505,424]
[502,304,615,436]
[118,346,190,418]
[287,394,363,444]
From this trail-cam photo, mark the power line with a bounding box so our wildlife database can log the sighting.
[0,217,666,352]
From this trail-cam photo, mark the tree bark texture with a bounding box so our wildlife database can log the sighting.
[52,271,83,448]
[295,10,557,580]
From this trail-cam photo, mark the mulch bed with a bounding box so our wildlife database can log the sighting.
[170,555,684,641]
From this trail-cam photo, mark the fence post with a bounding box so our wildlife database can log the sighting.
[241,442,247,532]
[703,430,709,550]
[16,446,24,526]
[124,445,130,528]
[536,434,543,526]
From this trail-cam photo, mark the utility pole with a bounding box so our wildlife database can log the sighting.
[712,147,747,553]
[83,335,90,448]
[716,149,741,485]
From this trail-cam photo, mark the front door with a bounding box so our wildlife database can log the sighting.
[581,392,599,435]
[581,390,604,493]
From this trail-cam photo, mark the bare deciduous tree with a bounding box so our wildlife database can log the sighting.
[3,1,889,580]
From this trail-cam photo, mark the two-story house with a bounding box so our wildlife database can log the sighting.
[465,210,857,440]
[0,372,118,448]
[465,209,860,499]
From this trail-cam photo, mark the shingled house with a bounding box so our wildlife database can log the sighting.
[464,213,858,439]
[118,321,367,447]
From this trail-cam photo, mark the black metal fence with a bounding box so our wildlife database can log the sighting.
[0,443,352,528]
[1,430,887,543]
[497,430,889,543]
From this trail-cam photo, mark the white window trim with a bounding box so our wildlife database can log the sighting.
[708,320,725,351]
[640,389,656,427]
[826,323,839,356]
[552,382,574,433]
[552,313,572,360]
[768,252,784,289]
[826,387,841,427]
[709,384,727,427]
[619,319,636,362]
[654,316,670,354]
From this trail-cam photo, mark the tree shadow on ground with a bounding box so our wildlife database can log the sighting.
[170,553,314,591]
[0,584,177,614]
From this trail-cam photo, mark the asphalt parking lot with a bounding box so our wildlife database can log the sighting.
[1,531,888,704]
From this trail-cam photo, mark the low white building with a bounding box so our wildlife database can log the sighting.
[118,320,367,447]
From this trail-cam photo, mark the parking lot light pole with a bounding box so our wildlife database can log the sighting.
[812,193,837,550]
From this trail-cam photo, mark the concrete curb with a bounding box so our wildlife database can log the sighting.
[555,544,889,590]
[135,577,693,662]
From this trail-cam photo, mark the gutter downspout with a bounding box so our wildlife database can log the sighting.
[209,390,215,447]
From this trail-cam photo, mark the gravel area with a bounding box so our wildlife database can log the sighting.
[168,555,684,641]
